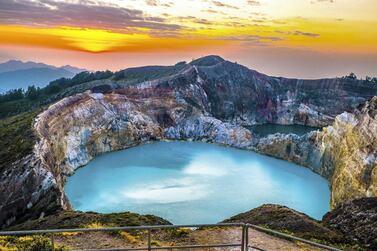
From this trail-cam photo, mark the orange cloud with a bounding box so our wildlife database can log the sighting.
[0,25,228,53]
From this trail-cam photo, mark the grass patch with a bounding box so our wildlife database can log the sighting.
[59,232,81,237]
[83,222,107,229]
[151,240,161,247]
[0,235,68,251]
[0,109,41,173]
[118,231,139,244]
[168,228,192,238]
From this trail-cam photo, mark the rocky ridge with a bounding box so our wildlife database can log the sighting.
[223,204,345,245]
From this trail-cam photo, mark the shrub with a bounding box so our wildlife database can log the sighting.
[168,228,191,238]
[118,231,139,244]
[0,235,67,251]
[59,232,81,237]
[151,240,161,247]
[84,222,106,229]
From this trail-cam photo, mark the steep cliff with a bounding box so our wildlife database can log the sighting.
[255,131,325,176]
[1,55,377,228]
[319,97,377,207]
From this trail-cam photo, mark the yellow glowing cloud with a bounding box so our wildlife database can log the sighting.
[0,26,157,53]
[272,18,377,54]
[51,27,149,53]
[0,25,228,53]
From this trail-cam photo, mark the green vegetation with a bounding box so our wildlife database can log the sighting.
[0,90,42,119]
[118,231,140,244]
[0,109,41,172]
[342,73,377,83]
[365,76,377,83]
[344,72,358,80]
[0,71,113,118]
[0,63,189,119]
[113,64,187,82]
[0,235,67,251]
[0,71,116,171]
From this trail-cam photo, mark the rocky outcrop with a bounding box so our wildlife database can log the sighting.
[318,97,377,207]
[1,55,377,228]
[223,204,345,245]
[255,131,326,176]
[323,197,377,250]
[0,154,61,226]
[225,201,377,250]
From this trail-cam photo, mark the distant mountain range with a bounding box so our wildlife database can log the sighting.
[0,60,86,92]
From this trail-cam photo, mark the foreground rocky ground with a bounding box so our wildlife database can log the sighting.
[1,225,327,251]
[4,199,376,250]
[323,198,377,249]
[49,225,326,251]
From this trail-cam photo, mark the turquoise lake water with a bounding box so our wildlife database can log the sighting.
[65,141,330,224]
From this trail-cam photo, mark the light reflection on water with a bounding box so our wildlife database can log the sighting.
[65,141,330,224]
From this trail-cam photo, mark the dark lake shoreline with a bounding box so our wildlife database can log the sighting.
[247,124,321,137]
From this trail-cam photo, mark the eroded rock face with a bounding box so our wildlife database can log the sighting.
[1,56,377,228]
[255,131,326,176]
[318,97,377,208]
[192,58,376,127]
[0,155,61,227]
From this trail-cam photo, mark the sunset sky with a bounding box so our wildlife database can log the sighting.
[0,0,376,78]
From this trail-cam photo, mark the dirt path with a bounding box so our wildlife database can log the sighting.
[210,227,324,251]
[54,227,327,251]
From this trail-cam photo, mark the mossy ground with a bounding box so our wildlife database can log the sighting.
[0,109,41,173]
[7,211,170,231]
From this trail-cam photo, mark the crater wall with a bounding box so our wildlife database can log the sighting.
[1,57,376,227]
